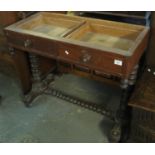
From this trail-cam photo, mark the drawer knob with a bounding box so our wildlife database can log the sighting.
[82,53,91,63]
[24,39,32,48]
[65,50,69,55]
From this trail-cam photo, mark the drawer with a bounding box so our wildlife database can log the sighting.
[6,31,57,57]
[28,36,57,57]
[58,43,124,76]
[6,31,27,47]
[96,53,123,76]
[58,44,99,67]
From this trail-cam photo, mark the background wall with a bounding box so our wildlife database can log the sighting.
[147,12,155,68]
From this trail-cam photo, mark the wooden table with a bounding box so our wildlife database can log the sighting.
[4,12,149,142]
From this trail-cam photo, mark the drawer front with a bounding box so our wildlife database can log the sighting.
[6,31,124,76]
[58,44,99,66]
[58,43,124,76]
[28,36,57,57]
[6,31,26,47]
[96,53,123,76]
[6,31,57,57]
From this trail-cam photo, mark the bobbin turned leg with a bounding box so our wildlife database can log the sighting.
[0,96,2,105]
[109,78,129,142]
[23,54,54,107]
[109,65,139,142]
[23,54,43,107]
[128,65,139,93]
[122,65,139,141]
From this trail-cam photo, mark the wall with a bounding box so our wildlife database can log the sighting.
[147,12,155,68]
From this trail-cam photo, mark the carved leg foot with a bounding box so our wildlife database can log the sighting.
[23,73,55,107]
[23,53,55,107]
[23,82,45,107]
[23,92,38,107]
[109,123,121,142]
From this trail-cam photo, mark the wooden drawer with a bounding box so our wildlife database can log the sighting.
[95,53,123,76]
[5,12,149,78]
[6,31,26,47]
[6,31,58,58]
[58,43,123,76]
[58,43,100,67]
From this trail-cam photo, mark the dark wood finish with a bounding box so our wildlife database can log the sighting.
[0,50,31,93]
[4,12,150,142]
[129,69,155,142]
[131,122,155,142]
[39,57,56,79]
[0,12,18,26]
[0,11,58,93]
[5,12,149,79]
[6,31,58,58]
[124,31,149,78]
[128,12,155,143]
[132,108,155,130]
[129,70,155,112]
[0,95,1,105]
[0,11,31,94]
[57,60,120,87]
[58,42,124,77]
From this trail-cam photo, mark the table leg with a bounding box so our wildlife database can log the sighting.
[109,65,139,142]
[0,96,2,105]
[23,53,54,107]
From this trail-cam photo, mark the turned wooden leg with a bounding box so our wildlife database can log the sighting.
[0,96,2,105]
[124,64,139,141]
[109,65,139,142]
[23,54,44,107]
[23,53,55,107]
[109,78,129,142]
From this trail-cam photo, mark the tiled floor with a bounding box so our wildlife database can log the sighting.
[0,72,121,143]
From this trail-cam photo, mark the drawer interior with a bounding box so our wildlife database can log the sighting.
[5,12,148,57]
[66,21,144,51]
[17,13,85,38]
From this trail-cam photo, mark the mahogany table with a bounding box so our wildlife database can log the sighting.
[4,12,149,142]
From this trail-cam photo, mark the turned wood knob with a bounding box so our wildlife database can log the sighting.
[81,52,91,63]
[24,39,32,48]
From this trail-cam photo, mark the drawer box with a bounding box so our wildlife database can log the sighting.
[6,31,58,57]
[4,12,149,78]
[58,43,99,66]
[6,31,27,48]
[95,53,123,76]
[58,43,123,76]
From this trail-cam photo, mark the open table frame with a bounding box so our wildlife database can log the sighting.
[4,12,149,142]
